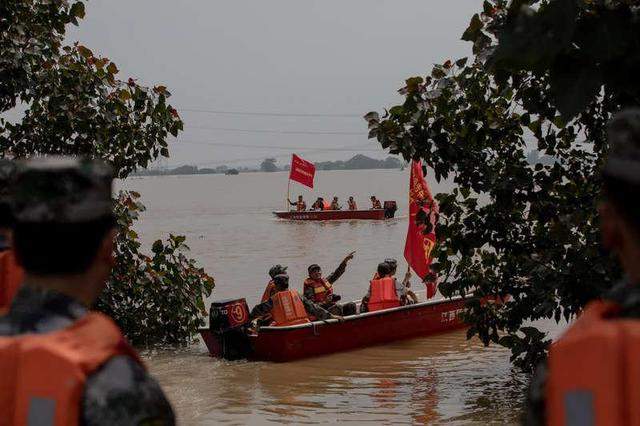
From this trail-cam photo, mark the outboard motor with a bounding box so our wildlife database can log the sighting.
[383,200,397,219]
[201,298,252,360]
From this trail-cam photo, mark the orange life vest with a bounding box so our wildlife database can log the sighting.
[322,200,330,210]
[372,199,382,209]
[546,300,640,426]
[0,250,24,314]
[261,280,277,303]
[296,201,306,211]
[0,312,143,426]
[304,278,333,304]
[368,277,400,312]
[348,201,357,210]
[270,290,310,326]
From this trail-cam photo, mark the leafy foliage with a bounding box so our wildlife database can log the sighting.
[0,0,212,345]
[365,0,636,371]
[96,192,214,346]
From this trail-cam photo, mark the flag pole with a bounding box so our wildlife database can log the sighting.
[286,178,291,211]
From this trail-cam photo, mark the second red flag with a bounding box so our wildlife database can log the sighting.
[289,154,316,188]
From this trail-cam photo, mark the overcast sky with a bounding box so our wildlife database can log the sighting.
[67,1,482,168]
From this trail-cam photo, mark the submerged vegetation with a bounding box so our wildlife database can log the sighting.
[0,0,213,345]
[367,0,638,371]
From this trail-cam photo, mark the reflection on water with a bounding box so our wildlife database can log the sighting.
[121,170,546,425]
[145,329,527,425]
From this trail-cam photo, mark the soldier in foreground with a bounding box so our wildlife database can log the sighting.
[0,157,175,425]
[525,109,640,425]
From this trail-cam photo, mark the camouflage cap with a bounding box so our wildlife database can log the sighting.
[268,264,288,278]
[384,258,398,268]
[11,157,113,223]
[604,109,640,184]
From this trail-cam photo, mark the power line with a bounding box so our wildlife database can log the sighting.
[179,108,361,118]
[175,139,377,152]
[186,125,364,136]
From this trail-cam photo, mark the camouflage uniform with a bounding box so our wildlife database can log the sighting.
[525,109,640,426]
[524,278,640,426]
[0,157,175,425]
[303,260,358,315]
[302,260,347,301]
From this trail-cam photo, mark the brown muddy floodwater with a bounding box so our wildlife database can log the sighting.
[121,169,560,425]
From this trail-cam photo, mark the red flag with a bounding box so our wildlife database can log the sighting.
[289,154,316,189]
[404,161,439,299]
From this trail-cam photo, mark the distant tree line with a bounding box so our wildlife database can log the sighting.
[136,154,404,176]
[315,154,402,171]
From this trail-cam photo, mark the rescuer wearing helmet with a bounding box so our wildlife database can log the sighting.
[370,196,382,210]
[0,159,23,312]
[261,264,288,303]
[361,261,416,313]
[348,196,357,211]
[250,273,342,326]
[330,196,341,210]
[525,109,640,425]
[311,197,325,211]
[304,251,357,315]
[0,157,175,425]
[384,258,419,305]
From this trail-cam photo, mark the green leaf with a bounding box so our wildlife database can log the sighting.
[461,14,483,42]
[431,67,446,79]
[77,45,93,59]
[106,62,119,75]
[455,57,468,68]
[70,2,86,19]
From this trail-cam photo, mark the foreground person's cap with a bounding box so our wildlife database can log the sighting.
[12,156,113,223]
[604,109,640,184]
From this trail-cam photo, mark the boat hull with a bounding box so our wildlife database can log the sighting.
[200,296,467,362]
[273,209,387,221]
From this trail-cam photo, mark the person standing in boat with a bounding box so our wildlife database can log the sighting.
[330,196,341,210]
[287,195,306,211]
[348,196,357,211]
[303,251,357,315]
[370,195,382,210]
[250,273,341,326]
[0,157,175,425]
[525,109,640,425]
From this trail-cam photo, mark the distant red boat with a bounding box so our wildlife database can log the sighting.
[199,293,468,362]
[274,201,397,221]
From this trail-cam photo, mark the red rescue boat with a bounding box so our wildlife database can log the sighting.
[274,201,397,221]
[199,292,468,362]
